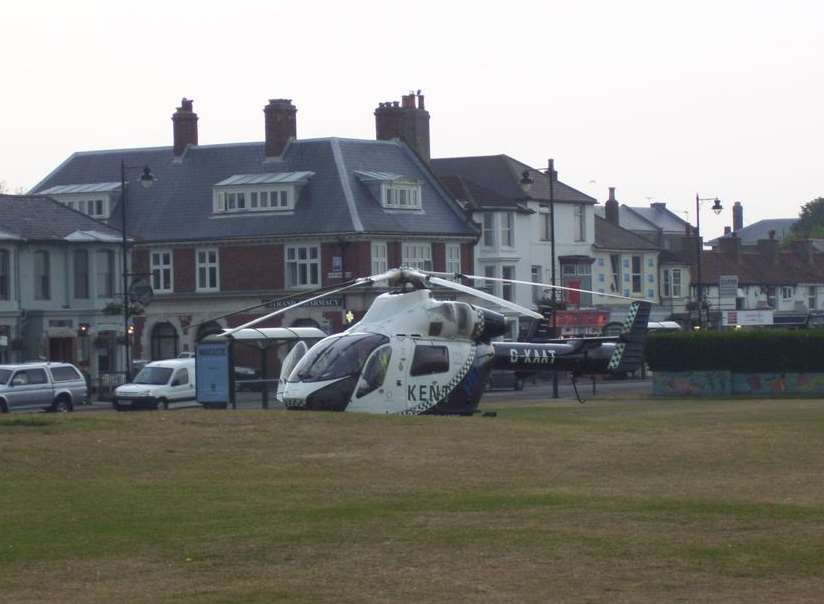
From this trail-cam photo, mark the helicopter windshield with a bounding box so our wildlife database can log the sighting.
[289,333,389,383]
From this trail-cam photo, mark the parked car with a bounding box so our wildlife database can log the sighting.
[0,362,88,413]
[113,358,196,411]
[485,370,527,391]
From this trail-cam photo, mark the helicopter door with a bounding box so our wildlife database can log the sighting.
[346,337,410,414]
[403,340,452,413]
[276,340,307,402]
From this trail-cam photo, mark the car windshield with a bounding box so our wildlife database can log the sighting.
[133,366,174,385]
[289,333,389,383]
[0,369,11,384]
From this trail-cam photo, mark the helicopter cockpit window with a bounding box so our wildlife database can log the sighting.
[410,345,449,376]
[356,345,392,398]
[290,333,389,383]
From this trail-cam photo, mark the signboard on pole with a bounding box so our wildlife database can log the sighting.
[719,275,739,311]
[196,341,231,405]
[722,310,774,327]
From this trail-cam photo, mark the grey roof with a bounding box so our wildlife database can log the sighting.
[431,154,596,206]
[593,215,660,251]
[626,204,691,234]
[708,218,797,246]
[0,195,122,241]
[214,171,314,186]
[594,205,666,233]
[39,182,121,195]
[32,138,475,243]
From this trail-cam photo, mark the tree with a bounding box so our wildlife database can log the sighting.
[791,197,824,239]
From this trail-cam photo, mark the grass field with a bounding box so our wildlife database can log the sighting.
[2,398,824,603]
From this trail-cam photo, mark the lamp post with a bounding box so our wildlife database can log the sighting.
[521,158,559,398]
[694,194,723,328]
[120,161,156,379]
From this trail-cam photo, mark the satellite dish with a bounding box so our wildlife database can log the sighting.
[129,278,154,306]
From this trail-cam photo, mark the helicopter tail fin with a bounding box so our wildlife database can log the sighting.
[606,301,652,375]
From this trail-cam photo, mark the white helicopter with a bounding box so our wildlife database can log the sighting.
[218,268,651,416]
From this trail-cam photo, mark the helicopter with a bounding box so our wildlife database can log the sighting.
[215,268,652,416]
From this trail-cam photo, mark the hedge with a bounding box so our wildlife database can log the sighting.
[644,330,824,373]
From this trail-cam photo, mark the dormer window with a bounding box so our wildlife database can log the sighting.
[39,182,120,220]
[212,172,313,215]
[355,171,423,210]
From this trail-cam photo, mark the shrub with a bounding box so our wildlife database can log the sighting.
[645,330,824,373]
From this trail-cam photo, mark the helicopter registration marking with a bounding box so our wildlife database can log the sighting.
[510,348,556,365]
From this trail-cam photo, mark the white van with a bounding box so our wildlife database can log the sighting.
[113,358,196,411]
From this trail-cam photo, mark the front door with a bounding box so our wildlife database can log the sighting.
[49,338,74,363]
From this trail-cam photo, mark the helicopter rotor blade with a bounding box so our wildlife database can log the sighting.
[428,276,543,319]
[448,273,654,304]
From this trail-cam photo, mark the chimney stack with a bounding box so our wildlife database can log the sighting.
[264,99,297,158]
[733,201,743,232]
[724,226,732,236]
[719,232,740,260]
[375,91,431,162]
[172,98,198,156]
[605,187,620,225]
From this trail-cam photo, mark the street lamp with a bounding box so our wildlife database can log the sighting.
[694,194,723,328]
[521,158,559,398]
[120,161,156,380]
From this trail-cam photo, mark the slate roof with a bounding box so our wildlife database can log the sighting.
[701,246,824,285]
[32,138,475,243]
[594,204,690,235]
[593,215,660,252]
[431,155,596,207]
[708,218,797,246]
[0,194,122,241]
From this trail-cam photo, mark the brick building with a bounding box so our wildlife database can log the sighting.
[32,96,477,369]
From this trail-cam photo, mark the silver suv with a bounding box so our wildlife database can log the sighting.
[0,362,88,413]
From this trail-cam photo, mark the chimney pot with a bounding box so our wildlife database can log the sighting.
[172,97,198,156]
[733,201,743,231]
[605,186,620,225]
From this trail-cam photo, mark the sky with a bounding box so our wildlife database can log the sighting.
[2,0,821,238]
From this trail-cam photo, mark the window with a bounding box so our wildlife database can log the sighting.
[151,250,173,293]
[767,287,776,308]
[196,248,220,291]
[150,322,179,360]
[73,249,90,299]
[214,187,294,213]
[356,345,392,398]
[410,345,449,376]
[13,368,48,386]
[483,265,497,295]
[502,266,515,301]
[96,250,115,298]
[809,286,817,310]
[371,242,388,275]
[34,250,50,300]
[631,256,642,294]
[401,242,432,271]
[501,212,514,247]
[482,213,495,247]
[446,244,461,276]
[382,183,422,209]
[51,366,82,382]
[171,369,189,387]
[531,265,542,302]
[0,249,9,300]
[539,205,552,241]
[672,269,682,298]
[781,286,794,300]
[663,270,671,297]
[610,255,620,292]
[574,204,585,241]
[286,244,320,289]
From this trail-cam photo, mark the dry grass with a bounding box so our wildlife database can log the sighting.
[2,398,824,602]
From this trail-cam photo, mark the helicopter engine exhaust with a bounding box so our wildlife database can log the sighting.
[474,308,507,342]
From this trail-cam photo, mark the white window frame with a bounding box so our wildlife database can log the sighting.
[631,256,642,295]
[781,286,794,300]
[671,269,682,298]
[445,244,461,277]
[809,286,817,310]
[382,182,422,209]
[502,265,515,301]
[286,244,321,289]
[0,248,10,301]
[151,249,174,294]
[574,204,586,241]
[214,186,294,213]
[539,204,552,241]
[196,248,220,292]
[501,212,514,248]
[483,265,498,296]
[371,241,388,275]
[482,213,495,247]
[401,242,432,271]
[96,249,115,298]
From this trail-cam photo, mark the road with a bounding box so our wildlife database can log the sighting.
[60,376,652,414]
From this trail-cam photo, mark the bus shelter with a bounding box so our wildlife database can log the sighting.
[196,327,326,409]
